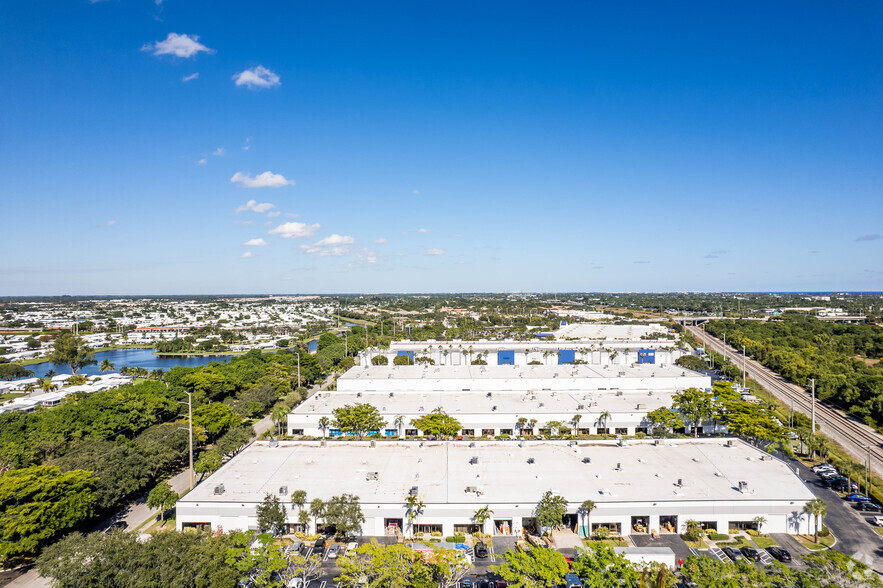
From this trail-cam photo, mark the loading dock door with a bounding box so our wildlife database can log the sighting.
[497,350,515,365]
[558,349,575,364]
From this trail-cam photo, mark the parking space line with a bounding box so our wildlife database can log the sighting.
[319,581,326,588]
[710,547,726,561]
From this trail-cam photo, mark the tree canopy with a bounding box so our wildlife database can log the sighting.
[490,547,568,588]
[410,412,462,437]
[332,403,387,439]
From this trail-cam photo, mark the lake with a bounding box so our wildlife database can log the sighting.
[22,348,233,378]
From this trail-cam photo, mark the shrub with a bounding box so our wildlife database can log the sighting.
[819,525,830,538]
[635,432,646,439]
[430,531,442,537]
[681,528,702,542]
[708,533,729,541]
[445,535,466,543]
[746,529,759,536]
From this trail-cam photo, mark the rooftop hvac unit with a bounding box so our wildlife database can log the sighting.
[677,478,683,487]
[492,405,498,411]
[738,481,750,493]
[616,391,623,396]
[654,439,661,446]
[470,456,479,464]
[469,441,476,448]
[465,486,478,493]
[213,484,225,495]
[577,404,585,410]
[366,472,379,481]
[320,440,326,447]
[582,457,591,464]
[269,439,279,448]
[357,392,362,397]
[726,440,735,447]
[389,392,394,397]
[616,462,622,471]
[486,392,492,398]
[409,486,418,496]
[279,485,288,495]
[370,441,376,448]
[618,372,626,377]
[636,403,646,409]
[527,457,535,464]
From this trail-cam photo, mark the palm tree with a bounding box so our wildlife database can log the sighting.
[517,417,528,435]
[318,416,330,438]
[405,493,425,538]
[579,500,596,538]
[394,415,405,437]
[472,505,493,535]
[596,411,612,439]
[529,419,538,434]
[571,414,582,436]
[40,378,57,393]
[271,405,289,437]
[753,515,767,535]
[45,369,57,379]
[803,498,827,543]
[99,359,114,373]
[309,498,325,534]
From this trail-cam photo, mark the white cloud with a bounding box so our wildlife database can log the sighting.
[234,220,255,226]
[240,251,254,259]
[231,171,294,188]
[213,147,225,156]
[417,228,429,233]
[243,238,269,247]
[233,66,280,89]
[142,33,215,59]
[314,234,355,247]
[182,72,199,82]
[235,199,276,214]
[451,233,462,238]
[99,220,117,227]
[269,221,320,239]
[196,158,207,165]
[267,210,281,218]
[358,248,378,264]
[426,248,445,256]
[412,189,420,195]
[373,237,388,244]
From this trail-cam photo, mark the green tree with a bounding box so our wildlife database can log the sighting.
[595,411,612,438]
[410,412,462,437]
[405,493,425,538]
[323,493,365,538]
[318,416,331,438]
[193,402,243,439]
[535,491,568,531]
[195,449,222,478]
[225,531,288,588]
[472,505,493,534]
[271,405,289,437]
[146,480,179,523]
[803,497,827,543]
[490,547,568,588]
[579,500,596,537]
[644,407,682,437]
[672,388,714,437]
[99,359,115,373]
[337,541,433,588]
[310,498,325,532]
[572,544,642,588]
[285,552,323,588]
[256,492,287,534]
[49,333,96,374]
[371,355,389,365]
[675,355,708,372]
[0,465,97,564]
[332,403,387,439]
[215,425,254,458]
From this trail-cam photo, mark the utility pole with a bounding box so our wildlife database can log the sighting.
[810,378,816,435]
[742,345,746,389]
[187,391,194,490]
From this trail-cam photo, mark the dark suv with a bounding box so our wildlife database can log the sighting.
[766,546,791,562]
[474,542,489,559]
[740,546,761,561]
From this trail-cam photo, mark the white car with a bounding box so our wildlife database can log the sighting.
[873,516,883,527]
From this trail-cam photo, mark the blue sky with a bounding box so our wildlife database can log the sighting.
[2,1,881,295]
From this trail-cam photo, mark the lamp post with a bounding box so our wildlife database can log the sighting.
[861,444,872,495]
[174,385,194,491]
[809,378,816,435]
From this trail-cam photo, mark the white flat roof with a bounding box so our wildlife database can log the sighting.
[182,439,814,506]
[553,324,668,340]
[340,364,699,382]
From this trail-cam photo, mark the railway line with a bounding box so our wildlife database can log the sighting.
[686,325,883,474]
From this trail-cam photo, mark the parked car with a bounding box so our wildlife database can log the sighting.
[812,464,837,473]
[479,581,490,588]
[856,502,883,512]
[461,578,474,588]
[326,545,340,559]
[474,542,489,559]
[740,547,761,561]
[285,579,304,588]
[105,520,128,533]
[493,582,508,588]
[845,494,872,503]
[563,573,583,588]
[722,547,743,561]
[830,480,859,492]
[873,515,883,526]
[346,541,358,553]
[766,546,792,562]
[314,537,326,550]
[284,541,304,555]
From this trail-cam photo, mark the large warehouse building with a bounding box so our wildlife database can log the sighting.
[176,438,815,537]
[336,364,710,395]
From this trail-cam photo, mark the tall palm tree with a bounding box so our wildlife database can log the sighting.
[318,416,330,438]
[753,515,767,535]
[472,505,493,535]
[517,417,528,435]
[271,405,289,437]
[596,411,612,439]
[394,415,405,437]
[803,498,827,543]
[571,414,582,436]
[45,369,57,379]
[579,500,596,538]
[405,494,425,538]
[99,359,114,373]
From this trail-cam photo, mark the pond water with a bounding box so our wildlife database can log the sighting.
[22,347,233,378]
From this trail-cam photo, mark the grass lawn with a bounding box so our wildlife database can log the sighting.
[874,526,883,536]
[144,514,176,534]
[0,392,25,402]
[584,538,629,547]
[752,536,777,549]
[797,535,834,550]
[684,539,709,549]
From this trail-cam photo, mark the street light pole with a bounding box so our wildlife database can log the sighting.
[810,378,816,435]
[742,345,746,389]
[187,391,194,491]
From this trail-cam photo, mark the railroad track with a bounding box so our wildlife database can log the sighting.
[686,325,883,473]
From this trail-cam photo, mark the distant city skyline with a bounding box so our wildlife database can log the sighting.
[1,1,881,295]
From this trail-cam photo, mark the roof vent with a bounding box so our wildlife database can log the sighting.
[357,392,362,397]
[320,440,326,447]
[213,484,225,495]
[279,485,288,495]
[366,472,379,481]
[492,405,498,411]
[726,440,735,447]
[582,457,591,464]
[470,456,479,465]
[738,481,751,494]
[527,457,535,464]
[389,392,394,397]
[409,486,418,496]
[370,440,376,448]
[615,462,622,471]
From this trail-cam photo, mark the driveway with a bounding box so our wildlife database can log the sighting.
[792,460,883,570]
[630,533,692,564]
